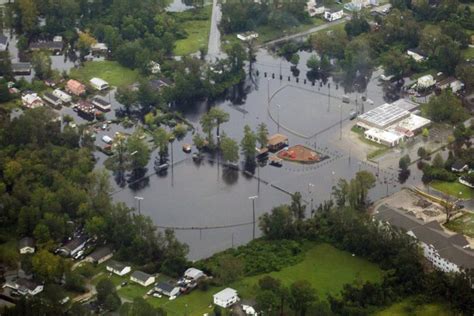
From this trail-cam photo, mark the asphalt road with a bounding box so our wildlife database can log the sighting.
[207,0,222,60]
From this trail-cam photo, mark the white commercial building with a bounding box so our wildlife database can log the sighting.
[364,128,404,147]
[90,77,109,91]
[213,288,239,308]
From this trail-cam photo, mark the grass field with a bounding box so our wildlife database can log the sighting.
[148,243,384,316]
[462,47,474,60]
[431,180,474,199]
[173,6,212,56]
[445,212,474,238]
[0,99,21,111]
[69,61,139,87]
[375,297,453,316]
[350,125,391,159]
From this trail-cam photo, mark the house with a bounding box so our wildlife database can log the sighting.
[29,41,63,52]
[18,237,35,254]
[52,89,72,103]
[43,92,62,107]
[91,43,108,54]
[267,134,289,152]
[130,271,155,287]
[75,100,95,118]
[106,260,131,276]
[0,34,8,51]
[459,175,474,188]
[155,282,180,297]
[324,9,343,22]
[184,267,205,281]
[66,79,86,96]
[57,236,87,257]
[407,48,426,62]
[90,77,109,91]
[306,0,325,16]
[92,97,111,112]
[149,78,172,91]
[11,62,31,75]
[21,92,44,109]
[436,77,463,93]
[85,247,113,264]
[237,32,259,42]
[149,61,161,74]
[417,75,436,90]
[374,205,474,273]
[213,288,239,308]
[451,161,468,173]
[3,278,43,296]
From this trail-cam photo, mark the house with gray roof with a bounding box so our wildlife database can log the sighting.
[130,271,155,287]
[106,260,131,276]
[374,204,474,273]
[86,247,113,264]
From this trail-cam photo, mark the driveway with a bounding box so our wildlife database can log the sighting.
[207,0,223,60]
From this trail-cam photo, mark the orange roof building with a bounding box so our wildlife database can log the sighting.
[66,79,86,96]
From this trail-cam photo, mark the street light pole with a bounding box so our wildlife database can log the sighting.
[308,183,315,214]
[249,196,258,240]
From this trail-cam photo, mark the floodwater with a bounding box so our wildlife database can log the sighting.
[108,49,412,259]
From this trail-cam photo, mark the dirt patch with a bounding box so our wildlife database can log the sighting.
[277,145,323,164]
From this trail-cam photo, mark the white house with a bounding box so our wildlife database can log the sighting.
[21,93,44,109]
[184,267,205,281]
[18,237,35,254]
[52,89,72,103]
[106,260,131,276]
[306,0,325,16]
[90,77,109,91]
[130,271,155,287]
[324,9,343,22]
[237,32,259,42]
[213,288,239,308]
[3,279,43,296]
[155,282,180,297]
[43,92,62,107]
[417,75,436,90]
[407,49,426,62]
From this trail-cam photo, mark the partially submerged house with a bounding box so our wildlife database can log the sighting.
[11,62,31,75]
[75,100,95,118]
[92,97,111,112]
[43,92,62,107]
[267,134,289,152]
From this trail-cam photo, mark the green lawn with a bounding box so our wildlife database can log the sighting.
[431,180,474,199]
[69,61,139,87]
[0,99,21,111]
[462,47,474,60]
[255,17,325,43]
[445,212,474,238]
[148,243,384,316]
[375,297,453,316]
[173,6,212,56]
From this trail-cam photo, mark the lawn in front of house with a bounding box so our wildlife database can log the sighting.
[445,212,474,238]
[173,6,212,56]
[148,243,384,316]
[375,297,453,316]
[69,61,139,87]
[431,180,474,199]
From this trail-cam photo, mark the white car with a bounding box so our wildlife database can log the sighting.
[153,293,162,298]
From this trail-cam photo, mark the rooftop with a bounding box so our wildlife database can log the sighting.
[268,134,288,146]
[358,103,410,129]
[18,237,35,249]
[365,128,404,143]
[155,282,176,293]
[214,288,238,301]
[88,247,112,261]
[92,97,111,106]
[107,260,128,271]
[131,270,153,282]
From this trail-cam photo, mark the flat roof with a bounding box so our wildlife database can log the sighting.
[365,128,403,143]
[268,134,288,146]
[358,103,410,129]
[391,99,419,112]
[214,288,238,301]
[395,114,431,132]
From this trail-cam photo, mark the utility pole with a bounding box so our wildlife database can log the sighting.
[308,183,315,214]
[249,196,258,240]
[134,196,144,214]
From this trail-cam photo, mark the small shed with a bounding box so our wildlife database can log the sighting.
[267,134,289,152]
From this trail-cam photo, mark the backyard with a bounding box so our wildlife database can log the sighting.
[445,212,474,238]
[375,297,453,316]
[173,6,212,56]
[146,243,384,315]
[431,180,474,199]
[69,61,140,87]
